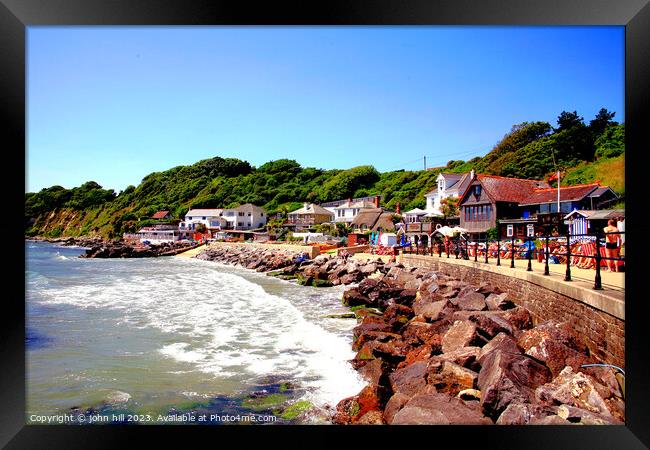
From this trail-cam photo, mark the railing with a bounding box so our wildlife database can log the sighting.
[402,230,625,290]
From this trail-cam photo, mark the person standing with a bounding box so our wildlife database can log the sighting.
[603,219,621,272]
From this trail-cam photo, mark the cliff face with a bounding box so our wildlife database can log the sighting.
[27,207,110,238]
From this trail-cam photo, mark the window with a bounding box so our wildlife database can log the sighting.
[202,217,206,220]
[238,222,243,226]
[474,185,481,197]
[507,225,514,237]
[527,224,535,237]
[248,213,251,216]
[238,212,244,217]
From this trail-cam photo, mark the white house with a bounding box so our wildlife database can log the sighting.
[221,203,267,230]
[326,198,379,224]
[403,208,427,224]
[424,172,473,217]
[179,209,225,237]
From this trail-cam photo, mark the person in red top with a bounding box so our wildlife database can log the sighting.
[603,219,621,272]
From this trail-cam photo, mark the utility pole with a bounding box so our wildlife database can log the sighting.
[424,156,427,171]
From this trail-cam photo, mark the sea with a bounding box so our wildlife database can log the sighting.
[25,241,365,424]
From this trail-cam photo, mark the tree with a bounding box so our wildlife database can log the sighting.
[440,196,460,218]
[589,108,617,137]
[555,111,584,132]
[594,123,625,159]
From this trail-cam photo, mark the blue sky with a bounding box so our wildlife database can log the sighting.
[27,26,624,193]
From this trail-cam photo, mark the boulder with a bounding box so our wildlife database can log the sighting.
[356,410,385,425]
[388,361,429,397]
[430,346,482,372]
[390,393,493,425]
[528,415,572,425]
[397,344,435,370]
[414,301,450,323]
[353,316,393,336]
[517,321,591,377]
[383,392,411,424]
[428,361,479,396]
[457,285,479,299]
[478,349,552,419]
[535,366,621,420]
[495,402,559,425]
[357,358,388,386]
[455,292,487,311]
[485,292,515,311]
[556,404,622,424]
[477,333,521,366]
[402,321,445,349]
[352,329,401,351]
[470,312,514,339]
[342,288,372,307]
[503,306,533,331]
[442,320,483,353]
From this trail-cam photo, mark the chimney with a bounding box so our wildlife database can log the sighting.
[396,202,401,215]
[303,202,309,210]
[374,195,380,208]
[470,169,475,180]
[348,197,353,206]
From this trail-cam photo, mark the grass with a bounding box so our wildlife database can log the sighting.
[241,393,289,412]
[279,400,312,420]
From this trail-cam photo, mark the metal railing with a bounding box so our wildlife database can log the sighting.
[402,230,624,290]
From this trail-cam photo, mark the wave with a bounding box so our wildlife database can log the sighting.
[31,259,365,408]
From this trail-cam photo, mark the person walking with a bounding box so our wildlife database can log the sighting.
[603,219,621,272]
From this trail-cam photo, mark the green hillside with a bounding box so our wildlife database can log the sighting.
[25,108,624,239]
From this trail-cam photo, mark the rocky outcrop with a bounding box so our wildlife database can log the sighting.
[80,240,199,258]
[332,260,625,426]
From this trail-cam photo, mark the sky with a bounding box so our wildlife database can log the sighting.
[27,26,624,193]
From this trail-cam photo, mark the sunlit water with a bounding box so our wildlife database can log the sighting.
[26,241,365,423]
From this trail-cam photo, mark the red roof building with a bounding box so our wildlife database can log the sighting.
[458,173,618,237]
[152,210,171,220]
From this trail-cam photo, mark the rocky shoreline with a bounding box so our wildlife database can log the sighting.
[28,236,107,247]
[194,244,626,425]
[27,236,201,258]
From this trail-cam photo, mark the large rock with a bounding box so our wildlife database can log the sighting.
[430,346,482,372]
[455,292,487,311]
[388,361,429,397]
[478,349,552,419]
[383,392,411,424]
[503,306,533,331]
[485,292,515,311]
[477,332,521,366]
[535,366,622,421]
[390,393,492,425]
[442,320,483,353]
[402,321,446,348]
[342,288,372,307]
[495,402,559,425]
[353,317,393,342]
[428,361,479,396]
[517,321,591,377]
[412,292,451,321]
[397,344,435,370]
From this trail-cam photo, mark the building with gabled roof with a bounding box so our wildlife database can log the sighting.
[424,172,473,216]
[286,203,334,229]
[458,172,619,238]
[351,207,396,232]
[151,210,171,220]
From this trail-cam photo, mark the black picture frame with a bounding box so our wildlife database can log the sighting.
[3,0,648,447]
